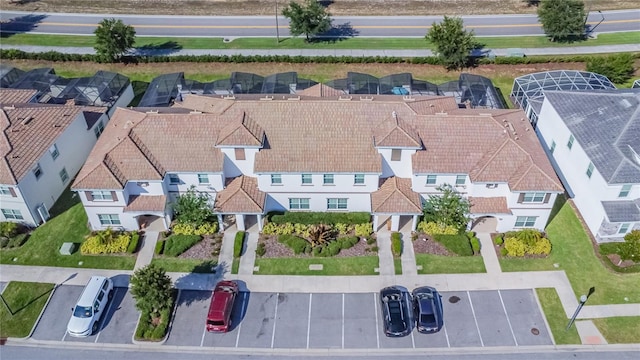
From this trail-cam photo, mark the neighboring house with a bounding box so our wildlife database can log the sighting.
[535,90,640,242]
[72,93,562,233]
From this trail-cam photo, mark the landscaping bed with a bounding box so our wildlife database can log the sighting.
[0,282,55,338]
[153,232,222,273]
[257,233,375,259]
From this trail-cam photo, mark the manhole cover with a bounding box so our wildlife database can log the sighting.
[449,296,461,303]
[531,328,540,335]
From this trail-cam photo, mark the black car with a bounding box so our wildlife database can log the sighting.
[380,286,412,337]
[412,286,444,334]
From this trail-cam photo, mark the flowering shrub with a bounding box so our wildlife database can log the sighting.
[417,221,458,235]
[172,222,218,235]
[81,232,132,254]
[354,223,373,237]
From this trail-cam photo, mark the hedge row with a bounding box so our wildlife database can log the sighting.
[433,234,473,256]
[391,232,403,257]
[163,234,202,257]
[269,211,371,225]
[234,231,246,258]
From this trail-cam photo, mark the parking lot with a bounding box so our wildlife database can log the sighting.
[31,284,552,349]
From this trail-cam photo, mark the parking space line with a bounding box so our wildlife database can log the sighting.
[306,293,312,349]
[341,293,345,349]
[443,323,451,348]
[235,292,248,348]
[411,331,415,348]
[270,293,279,349]
[498,290,518,346]
[466,291,484,347]
[373,292,380,349]
[200,324,206,347]
[61,331,67,342]
[94,288,119,344]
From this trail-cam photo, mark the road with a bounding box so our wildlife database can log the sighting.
[1,10,639,38]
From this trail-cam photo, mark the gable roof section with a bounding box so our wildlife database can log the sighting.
[0,89,38,104]
[178,95,235,115]
[371,177,422,213]
[216,111,264,147]
[214,176,265,213]
[124,195,167,212]
[469,197,511,214]
[544,91,640,184]
[405,97,459,115]
[373,112,422,148]
[296,83,344,97]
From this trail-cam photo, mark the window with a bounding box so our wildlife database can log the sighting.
[91,191,113,201]
[32,163,43,179]
[323,174,334,185]
[456,175,466,185]
[426,175,437,185]
[549,140,556,155]
[271,174,282,185]
[301,174,312,185]
[567,134,575,149]
[1,209,23,220]
[198,174,209,184]
[327,198,348,210]
[522,192,546,203]
[49,144,60,160]
[0,186,11,196]
[289,198,310,210]
[98,214,121,226]
[354,174,365,185]
[94,120,105,138]
[619,185,632,198]
[586,162,594,178]
[391,149,402,161]
[169,174,180,184]
[97,291,105,302]
[618,223,631,234]
[234,148,245,160]
[59,168,69,184]
[515,216,537,227]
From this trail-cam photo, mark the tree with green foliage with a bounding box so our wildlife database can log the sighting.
[172,186,214,226]
[537,0,586,42]
[129,264,173,318]
[426,16,477,71]
[94,18,136,62]
[282,0,332,42]
[619,230,640,262]
[423,184,471,233]
[586,53,635,84]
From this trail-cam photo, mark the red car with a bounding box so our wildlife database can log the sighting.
[206,280,238,332]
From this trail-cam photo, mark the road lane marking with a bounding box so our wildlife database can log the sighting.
[341,293,345,349]
[498,290,518,346]
[466,291,484,347]
[373,292,380,349]
[235,291,248,348]
[306,293,312,349]
[270,292,279,349]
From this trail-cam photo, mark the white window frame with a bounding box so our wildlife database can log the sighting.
[198,174,209,184]
[33,163,43,179]
[1,209,24,220]
[354,174,365,185]
[619,184,631,198]
[289,198,310,210]
[169,174,180,184]
[586,162,594,179]
[323,174,334,185]
[426,175,437,185]
[515,216,537,228]
[618,223,631,234]
[271,174,282,185]
[94,120,105,138]
[301,174,312,185]
[49,143,60,160]
[522,192,546,203]
[456,175,466,185]
[327,198,348,210]
[91,191,113,201]
[59,167,69,184]
[567,134,575,150]
[98,214,121,226]
[0,186,11,195]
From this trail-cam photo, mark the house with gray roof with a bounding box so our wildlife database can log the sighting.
[535,90,640,242]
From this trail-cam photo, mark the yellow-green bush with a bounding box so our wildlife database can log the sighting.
[172,222,218,236]
[503,236,551,257]
[529,238,552,255]
[504,237,526,257]
[194,222,217,235]
[334,223,351,235]
[261,222,295,236]
[417,221,458,235]
[293,223,310,237]
[355,223,372,237]
[81,233,131,254]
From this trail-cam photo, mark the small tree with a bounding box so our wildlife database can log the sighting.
[537,0,586,42]
[172,186,214,226]
[618,230,640,262]
[426,16,477,71]
[586,54,634,84]
[282,0,332,42]
[94,18,136,62]
[129,264,173,318]
[423,184,470,233]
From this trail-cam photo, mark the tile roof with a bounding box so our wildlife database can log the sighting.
[216,111,265,147]
[124,195,167,212]
[371,177,422,213]
[1,104,106,184]
[0,89,38,104]
[214,176,265,213]
[601,200,640,223]
[469,197,512,215]
[296,83,345,97]
[373,112,422,148]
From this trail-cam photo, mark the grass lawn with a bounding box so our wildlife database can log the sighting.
[2,32,639,50]
[501,201,640,305]
[254,256,379,275]
[415,254,486,274]
[535,288,581,345]
[592,317,640,344]
[231,258,240,274]
[0,282,55,338]
[394,258,402,275]
[151,257,217,273]
[0,188,136,270]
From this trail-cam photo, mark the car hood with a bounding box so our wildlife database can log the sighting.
[67,316,92,334]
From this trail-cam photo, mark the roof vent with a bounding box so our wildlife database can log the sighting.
[63,114,71,117]
[3,105,15,110]
[429,104,435,107]
[392,111,398,119]
[402,96,415,101]
[146,110,159,114]
[338,96,352,101]
[360,96,374,101]
[620,99,633,109]
[260,96,274,101]
[21,116,34,125]
[189,110,202,114]
[53,124,62,128]
[287,96,301,101]
[222,95,236,100]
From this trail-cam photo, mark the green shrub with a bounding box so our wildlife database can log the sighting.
[337,236,358,250]
[417,221,458,235]
[355,223,373,237]
[334,223,350,234]
[529,238,552,255]
[470,236,480,254]
[619,230,640,262]
[256,242,266,257]
[366,236,376,245]
[312,245,322,257]
[586,53,634,84]
[135,301,173,341]
[0,238,8,248]
[127,233,141,253]
[504,237,526,257]
[500,247,509,256]
[269,211,370,225]
[433,234,473,256]
[81,232,132,254]
[391,232,402,257]
[261,222,295,236]
[234,231,245,258]
[155,240,165,255]
[172,222,218,236]
[0,222,19,238]
[3,233,29,248]
[277,234,308,254]
[494,235,504,246]
[369,245,379,253]
[504,229,543,247]
[163,234,202,257]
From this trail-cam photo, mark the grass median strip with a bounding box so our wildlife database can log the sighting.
[416,254,486,274]
[254,256,379,275]
[592,317,640,344]
[535,288,580,345]
[0,281,55,338]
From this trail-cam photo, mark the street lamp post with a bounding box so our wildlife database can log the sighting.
[566,287,595,331]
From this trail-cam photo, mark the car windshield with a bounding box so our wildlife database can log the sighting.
[421,313,437,324]
[207,320,225,326]
[73,306,93,318]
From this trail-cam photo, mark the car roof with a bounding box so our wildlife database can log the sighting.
[77,276,110,307]
[208,284,236,320]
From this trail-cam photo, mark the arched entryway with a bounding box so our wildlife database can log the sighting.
[471,216,498,233]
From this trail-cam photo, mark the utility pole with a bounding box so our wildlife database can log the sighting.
[275,0,280,43]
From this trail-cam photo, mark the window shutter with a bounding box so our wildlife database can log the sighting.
[543,193,551,204]
[110,191,117,201]
[517,193,524,203]
[9,187,17,197]
[85,191,93,201]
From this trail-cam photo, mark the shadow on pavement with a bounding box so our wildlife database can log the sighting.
[0,14,47,38]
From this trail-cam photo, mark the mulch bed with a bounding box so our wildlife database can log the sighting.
[257,234,377,259]
[411,233,451,256]
[176,234,223,260]
[606,254,637,269]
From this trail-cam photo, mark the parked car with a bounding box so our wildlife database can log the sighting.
[67,276,114,337]
[206,280,239,332]
[412,286,444,334]
[379,286,412,337]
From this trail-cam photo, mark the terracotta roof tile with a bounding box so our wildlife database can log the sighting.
[371,177,422,213]
[214,176,265,213]
[0,89,38,105]
[216,112,264,147]
[296,83,345,97]
[405,97,459,115]
[469,197,511,214]
[124,195,167,212]
[373,112,422,148]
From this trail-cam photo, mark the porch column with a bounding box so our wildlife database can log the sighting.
[236,214,246,231]
[217,214,224,232]
[372,215,379,232]
[391,215,400,232]
[412,215,418,231]
[257,214,263,231]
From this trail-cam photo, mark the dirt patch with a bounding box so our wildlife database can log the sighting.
[411,233,451,256]
[257,234,376,258]
[2,0,636,16]
[177,233,223,259]
[606,253,638,269]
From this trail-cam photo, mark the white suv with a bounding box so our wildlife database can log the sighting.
[67,276,114,337]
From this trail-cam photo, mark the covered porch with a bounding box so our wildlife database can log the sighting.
[124,195,169,231]
[214,176,266,232]
[371,177,422,232]
[468,196,512,233]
